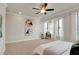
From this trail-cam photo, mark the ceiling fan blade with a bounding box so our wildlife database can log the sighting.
[32,7,40,10]
[46,9,54,11]
[36,12,40,14]
[44,3,48,8]
[40,3,48,9]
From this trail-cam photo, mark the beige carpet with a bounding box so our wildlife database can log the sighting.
[4,39,54,55]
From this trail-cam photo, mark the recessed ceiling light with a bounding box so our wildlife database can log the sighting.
[18,12,22,14]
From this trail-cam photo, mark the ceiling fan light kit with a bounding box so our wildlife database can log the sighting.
[32,3,54,15]
[40,9,46,13]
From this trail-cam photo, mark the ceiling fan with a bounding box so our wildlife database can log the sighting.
[32,3,54,15]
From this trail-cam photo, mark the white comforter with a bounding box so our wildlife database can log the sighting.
[33,40,73,55]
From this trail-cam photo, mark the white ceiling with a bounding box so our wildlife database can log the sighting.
[7,3,79,17]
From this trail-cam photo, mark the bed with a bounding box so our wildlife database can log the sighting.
[33,40,74,55]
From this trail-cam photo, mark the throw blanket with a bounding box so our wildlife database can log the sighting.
[33,40,73,55]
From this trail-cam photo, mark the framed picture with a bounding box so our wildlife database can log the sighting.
[25,19,33,36]
[0,15,2,38]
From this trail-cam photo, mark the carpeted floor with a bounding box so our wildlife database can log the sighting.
[4,39,54,55]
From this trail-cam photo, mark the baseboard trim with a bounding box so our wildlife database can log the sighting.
[6,39,39,44]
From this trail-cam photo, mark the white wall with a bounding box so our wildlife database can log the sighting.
[77,12,79,42]
[6,12,43,43]
[63,13,78,43]
[71,12,77,43]
[63,13,72,42]
[0,4,6,54]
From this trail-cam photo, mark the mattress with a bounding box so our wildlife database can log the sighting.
[33,40,74,55]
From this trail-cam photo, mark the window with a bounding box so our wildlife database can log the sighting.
[55,20,59,36]
[44,20,54,35]
[55,18,64,40]
[44,22,48,34]
[59,18,64,37]
[49,20,54,35]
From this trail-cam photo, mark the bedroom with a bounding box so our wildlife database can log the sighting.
[0,3,79,55]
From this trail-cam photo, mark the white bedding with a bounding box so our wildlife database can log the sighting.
[33,40,73,55]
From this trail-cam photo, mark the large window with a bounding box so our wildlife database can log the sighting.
[44,22,48,34]
[55,18,64,40]
[59,18,64,37]
[49,20,54,35]
[44,20,54,35]
[55,20,59,36]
